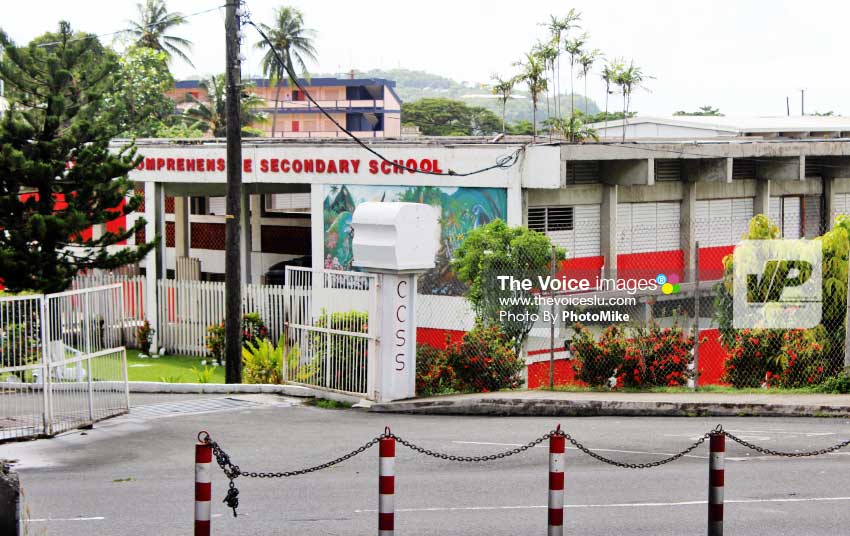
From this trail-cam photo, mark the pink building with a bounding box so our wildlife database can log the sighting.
[167,77,402,139]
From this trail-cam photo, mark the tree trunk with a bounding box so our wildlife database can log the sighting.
[532,100,537,142]
[584,77,588,115]
[570,62,575,119]
[604,84,609,138]
[502,99,506,134]
[271,81,282,137]
[622,92,628,142]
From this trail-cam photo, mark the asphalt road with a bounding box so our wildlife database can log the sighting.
[5,394,850,535]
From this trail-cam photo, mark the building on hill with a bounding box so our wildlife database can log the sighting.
[590,115,850,140]
[167,77,402,139]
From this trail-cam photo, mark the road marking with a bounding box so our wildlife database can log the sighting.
[29,516,105,522]
[452,441,708,459]
[354,496,850,514]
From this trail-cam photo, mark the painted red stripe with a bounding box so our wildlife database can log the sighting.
[550,435,565,454]
[548,508,564,526]
[379,475,395,495]
[379,438,395,458]
[709,435,725,453]
[195,444,212,463]
[709,469,725,487]
[378,513,394,531]
[528,347,567,356]
[194,520,211,536]
[195,482,211,501]
[708,503,724,521]
[549,471,564,490]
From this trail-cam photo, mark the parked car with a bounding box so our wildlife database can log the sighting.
[265,255,312,286]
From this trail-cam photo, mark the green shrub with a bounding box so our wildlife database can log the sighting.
[191,365,215,384]
[571,324,628,387]
[416,343,456,396]
[445,323,523,393]
[625,323,694,388]
[311,309,368,389]
[815,369,850,394]
[205,313,270,365]
[242,337,284,384]
[774,328,830,388]
[136,320,154,354]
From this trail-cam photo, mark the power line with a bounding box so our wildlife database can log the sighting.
[33,5,227,48]
[245,17,523,177]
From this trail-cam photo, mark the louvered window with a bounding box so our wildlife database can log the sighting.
[565,161,600,184]
[654,159,682,182]
[528,206,574,232]
[732,159,756,180]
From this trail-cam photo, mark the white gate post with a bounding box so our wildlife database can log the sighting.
[351,202,439,403]
[39,296,52,436]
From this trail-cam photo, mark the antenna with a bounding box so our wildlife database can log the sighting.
[786,96,790,116]
[800,89,805,116]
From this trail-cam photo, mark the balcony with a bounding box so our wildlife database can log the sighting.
[261,99,386,112]
[264,130,386,139]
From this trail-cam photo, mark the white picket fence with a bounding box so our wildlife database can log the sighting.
[71,273,146,347]
[156,279,287,356]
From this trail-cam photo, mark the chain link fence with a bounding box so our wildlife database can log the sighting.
[414,213,849,394]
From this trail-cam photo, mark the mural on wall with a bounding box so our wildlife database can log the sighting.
[323,185,507,295]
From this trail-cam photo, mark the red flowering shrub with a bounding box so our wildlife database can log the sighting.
[415,324,523,395]
[416,342,456,396]
[722,328,784,388]
[774,328,829,388]
[570,324,627,387]
[623,324,694,388]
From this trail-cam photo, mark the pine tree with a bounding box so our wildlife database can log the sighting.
[0,22,154,293]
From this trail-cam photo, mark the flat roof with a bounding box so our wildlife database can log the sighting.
[589,115,850,133]
[174,77,397,89]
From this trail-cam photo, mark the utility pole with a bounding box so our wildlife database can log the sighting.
[786,96,790,117]
[224,0,243,384]
[800,89,805,116]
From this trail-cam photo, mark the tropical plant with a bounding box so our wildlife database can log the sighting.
[490,74,514,134]
[242,337,284,384]
[614,60,653,141]
[542,10,581,119]
[445,323,524,393]
[401,98,501,136]
[126,0,193,66]
[191,365,216,384]
[599,59,625,133]
[136,320,154,355]
[577,48,603,115]
[205,323,226,365]
[311,310,369,388]
[254,6,317,137]
[182,75,267,137]
[451,220,565,355]
[514,53,548,141]
[674,105,723,117]
[108,46,176,138]
[533,40,558,131]
[563,32,588,118]
[549,113,599,143]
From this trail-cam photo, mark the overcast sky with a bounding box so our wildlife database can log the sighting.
[2,0,846,116]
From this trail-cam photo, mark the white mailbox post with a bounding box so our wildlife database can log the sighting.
[352,202,440,402]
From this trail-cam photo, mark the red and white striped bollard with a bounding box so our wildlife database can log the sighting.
[548,425,565,536]
[195,432,213,536]
[379,429,396,536]
[708,430,725,536]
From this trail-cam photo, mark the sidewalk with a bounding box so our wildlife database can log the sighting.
[368,390,850,417]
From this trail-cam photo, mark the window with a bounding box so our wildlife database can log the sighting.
[291,120,300,132]
[529,205,601,258]
[617,202,681,254]
[528,206,574,232]
[265,193,310,214]
[769,196,801,239]
[695,198,753,247]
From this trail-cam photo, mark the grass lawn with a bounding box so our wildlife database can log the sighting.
[126,349,225,383]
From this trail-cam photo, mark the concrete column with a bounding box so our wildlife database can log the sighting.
[239,190,252,285]
[824,176,836,230]
[311,185,325,266]
[726,158,733,183]
[600,184,618,280]
[91,223,106,240]
[250,195,262,252]
[681,182,697,282]
[144,181,164,352]
[647,157,655,186]
[173,196,190,259]
[755,179,771,216]
[507,175,523,226]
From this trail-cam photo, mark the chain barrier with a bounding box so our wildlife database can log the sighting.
[723,430,850,457]
[391,430,554,462]
[198,430,386,517]
[199,424,850,518]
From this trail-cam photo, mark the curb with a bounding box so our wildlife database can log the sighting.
[368,397,850,418]
[128,382,367,405]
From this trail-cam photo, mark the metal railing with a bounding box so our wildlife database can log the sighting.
[0,285,129,442]
[283,267,378,397]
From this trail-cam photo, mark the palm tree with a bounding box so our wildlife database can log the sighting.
[514,52,548,142]
[578,48,603,115]
[254,7,317,137]
[600,59,624,135]
[614,60,653,142]
[183,75,267,137]
[543,10,581,120]
[126,0,193,66]
[490,74,515,134]
[564,32,588,118]
[533,41,558,139]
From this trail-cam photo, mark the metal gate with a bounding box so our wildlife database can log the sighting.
[0,284,129,442]
[283,267,378,399]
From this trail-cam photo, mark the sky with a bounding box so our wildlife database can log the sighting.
[1,0,846,116]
